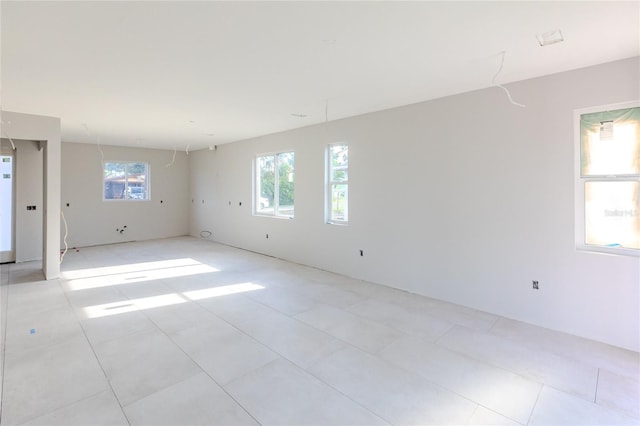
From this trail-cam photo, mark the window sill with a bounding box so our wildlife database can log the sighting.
[576,245,640,257]
[253,213,294,220]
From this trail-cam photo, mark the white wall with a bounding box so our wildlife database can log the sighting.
[1,111,61,279]
[15,140,43,262]
[190,57,640,351]
[61,142,189,248]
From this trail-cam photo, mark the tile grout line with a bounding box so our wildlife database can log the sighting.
[9,238,638,425]
[593,367,600,403]
[60,275,133,426]
[167,249,529,424]
[185,286,393,424]
[0,263,12,424]
[133,295,264,426]
[525,384,544,426]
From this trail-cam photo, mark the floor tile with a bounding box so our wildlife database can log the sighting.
[295,304,404,354]
[529,386,637,425]
[116,279,176,300]
[379,335,541,424]
[80,309,157,345]
[92,328,201,406]
[229,304,346,369]
[64,284,128,310]
[124,372,258,425]
[3,237,639,425]
[245,285,318,316]
[415,298,499,332]
[22,390,128,426]
[347,298,454,341]
[596,368,640,419]
[2,335,110,425]
[196,291,278,325]
[6,280,69,318]
[438,325,598,401]
[309,346,478,425]
[4,306,85,355]
[170,323,279,385]
[143,300,229,334]
[225,358,389,425]
[490,317,640,379]
[292,278,368,309]
[466,406,521,425]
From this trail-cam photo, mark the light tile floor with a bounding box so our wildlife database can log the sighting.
[1,236,638,425]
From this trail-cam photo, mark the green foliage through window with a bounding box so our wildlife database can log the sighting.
[328,144,348,223]
[256,152,294,217]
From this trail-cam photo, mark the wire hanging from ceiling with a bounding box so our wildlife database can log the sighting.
[322,38,336,141]
[0,119,17,150]
[165,147,177,167]
[492,51,526,108]
[82,123,105,165]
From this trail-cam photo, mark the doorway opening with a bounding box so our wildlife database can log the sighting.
[0,141,15,263]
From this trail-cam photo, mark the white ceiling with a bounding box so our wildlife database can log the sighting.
[1,1,638,151]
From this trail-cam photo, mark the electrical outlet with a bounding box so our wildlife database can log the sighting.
[532,280,539,290]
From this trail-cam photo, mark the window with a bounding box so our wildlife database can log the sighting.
[255,152,295,218]
[327,144,348,223]
[104,162,149,200]
[576,103,639,254]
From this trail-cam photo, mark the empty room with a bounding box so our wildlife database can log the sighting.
[0,1,639,425]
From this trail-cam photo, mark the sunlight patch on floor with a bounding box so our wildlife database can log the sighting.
[64,258,219,291]
[83,282,265,318]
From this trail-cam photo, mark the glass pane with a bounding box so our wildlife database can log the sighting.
[581,107,640,176]
[104,162,126,199]
[331,183,348,222]
[257,156,275,214]
[332,169,348,182]
[277,152,295,217]
[126,162,148,200]
[585,181,639,249]
[1,155,13,252]
[331,145,348,168]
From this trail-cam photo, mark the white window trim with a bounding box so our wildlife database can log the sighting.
[103,161,150,202]
[574,100,640,257]
[326,143,348,225]
[254,151,295,219]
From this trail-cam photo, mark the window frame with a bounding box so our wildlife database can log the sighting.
[254,151,295,218]
[103,161,150,201]
[574,101,640,257]
[326,143,349,225]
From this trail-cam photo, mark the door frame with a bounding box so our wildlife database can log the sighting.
[0,140,16,263]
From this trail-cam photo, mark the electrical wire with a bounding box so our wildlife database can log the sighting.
[325,99,329,123]
[165,147,177,167]
[492,51,526,108]
[0,119,17,150]
[97,135,105,165]
[82,123,104,164]
[60,210,69,263]
[185,144,190,156]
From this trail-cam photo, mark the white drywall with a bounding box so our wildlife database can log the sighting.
[190,57,640,351]
[1,111,61,279]
[14,140,43,262]
[60,142,189,248]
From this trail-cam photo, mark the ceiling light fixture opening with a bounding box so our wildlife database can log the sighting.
[536,29,564,46]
